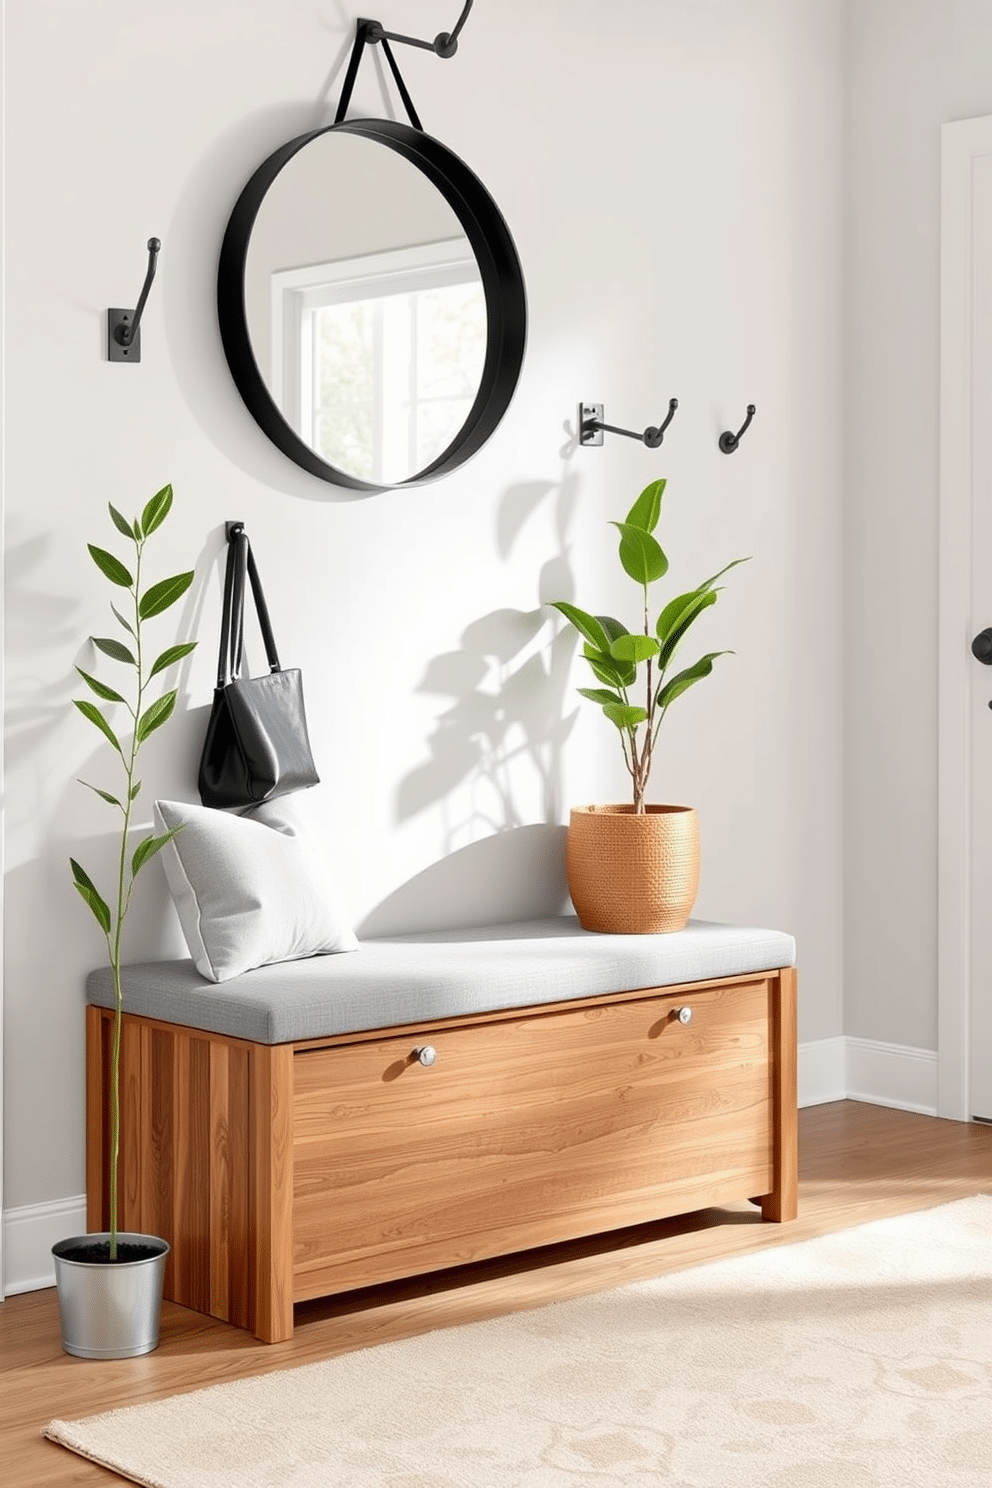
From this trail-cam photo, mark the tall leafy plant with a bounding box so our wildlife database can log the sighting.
[69,485,196,1258]
[550,479,747,814]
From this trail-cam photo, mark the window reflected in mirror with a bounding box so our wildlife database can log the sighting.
[270,240,486,485]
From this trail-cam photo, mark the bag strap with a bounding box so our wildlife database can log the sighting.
[245,543,281,675]
[216,525,281,687]
[216,532,244,688]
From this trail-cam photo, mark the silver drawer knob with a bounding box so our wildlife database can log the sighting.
[413,1045,437,1067]
[676,1006,693,1025]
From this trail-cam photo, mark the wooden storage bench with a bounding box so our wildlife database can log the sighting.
[86,916,798,1343]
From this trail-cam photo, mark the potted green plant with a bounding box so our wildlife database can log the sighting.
[52,484,196,1357]
[549,478,746,933]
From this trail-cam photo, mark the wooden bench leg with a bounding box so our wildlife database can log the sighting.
[249,1043,295,1342]
[760,966,798,1221]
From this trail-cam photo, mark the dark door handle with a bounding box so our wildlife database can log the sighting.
[972,628,992,664]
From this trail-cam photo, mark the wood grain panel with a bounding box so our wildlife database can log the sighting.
[209,1042,231,1319]
[761,966,798,1221]
[227,1043,251,1330]
[188,1035,212,1315]
[208,1041,251,1325]
[85,1006,107,1232]
[119,1014,143,1232]
[292,980,774,1297]
[250,1043,295,1343]
[145,1026,176,1294]
[169,1030,192,1308]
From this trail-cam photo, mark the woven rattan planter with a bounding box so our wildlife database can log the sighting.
[566,804,700,934]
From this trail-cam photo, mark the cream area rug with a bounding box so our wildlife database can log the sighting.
[46,1196,992,1488]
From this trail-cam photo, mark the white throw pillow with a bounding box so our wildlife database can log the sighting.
[153,796,359,983]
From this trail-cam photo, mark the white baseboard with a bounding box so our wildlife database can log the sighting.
[799,1036,938,1116]
[845,1037,939,1115]
[0,1038,941,1298]
[2,1193,87,1297]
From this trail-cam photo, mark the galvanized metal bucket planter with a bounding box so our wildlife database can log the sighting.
[52,1232,169,1358]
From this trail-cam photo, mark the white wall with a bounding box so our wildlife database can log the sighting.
[2,0,844,1227]
[844,0,992,1051]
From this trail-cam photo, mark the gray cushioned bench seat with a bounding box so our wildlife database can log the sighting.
[86,915,796,1046]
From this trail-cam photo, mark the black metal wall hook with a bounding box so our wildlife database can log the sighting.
[336,5,475,128]
[718,403,756,454]
[579,398,679,450]
[365,0,474,59]
[107,238,161,363]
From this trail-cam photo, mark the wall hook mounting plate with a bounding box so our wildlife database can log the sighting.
[579,402,604,446]
[107,309,140,362]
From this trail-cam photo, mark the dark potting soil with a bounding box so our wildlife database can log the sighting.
[58,1240,162,1265]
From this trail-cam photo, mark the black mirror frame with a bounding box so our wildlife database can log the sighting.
[217,117,527,493]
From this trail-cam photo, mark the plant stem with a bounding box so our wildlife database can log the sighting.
[634,580,653,814]
[108,532,145,1257]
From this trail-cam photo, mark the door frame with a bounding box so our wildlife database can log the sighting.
[937,114,992,1121]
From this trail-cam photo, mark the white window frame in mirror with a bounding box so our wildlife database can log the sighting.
[270,238,485,486]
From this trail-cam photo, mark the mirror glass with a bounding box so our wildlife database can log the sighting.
[243,132,488,487]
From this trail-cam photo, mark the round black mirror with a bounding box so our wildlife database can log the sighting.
[218,118,526,492]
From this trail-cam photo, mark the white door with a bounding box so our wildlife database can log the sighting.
[939,115,992,1122]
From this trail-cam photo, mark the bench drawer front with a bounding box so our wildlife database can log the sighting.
[292,978,775,1298]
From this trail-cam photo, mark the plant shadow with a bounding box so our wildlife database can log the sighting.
[394,471,582,856]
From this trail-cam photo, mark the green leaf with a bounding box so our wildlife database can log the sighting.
[130,782,142,801]
[624,478,666,534]
[70,857,99,892]
[69,859,112,934]
[88,544,133,588]
[73,699,122,753]
[93,636,136,665]
[108,503,136,539]
[136,690,177,743]
[148,641,197,679]
[78,780,124,809]
[603,703,649,729]
[596,615,630,643]
[610,633,660,664]
[577,686,625,707]
[548,601,612,653]
[584,648,636,689]
[131,826,181,878]
[655,651,731,710]
[611,522,668,586]
[655,588,719,668]
[73,881,112,934]
[111,604,136,637]
[75,667,126,704]
[138,570,194,619]
[696,556,751,594]
[140,483,173,537]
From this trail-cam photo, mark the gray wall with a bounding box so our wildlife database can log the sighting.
[844,0,992,1050]
[4,0,846,1221]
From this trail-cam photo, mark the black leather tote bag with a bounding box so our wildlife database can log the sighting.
[197,525,319,809]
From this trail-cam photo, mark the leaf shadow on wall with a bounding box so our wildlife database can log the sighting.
[9,528,214,946]
[4,529,83,780]
[365,475,582,934]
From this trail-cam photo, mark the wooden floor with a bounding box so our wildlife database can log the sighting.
[3,1100,991,1486]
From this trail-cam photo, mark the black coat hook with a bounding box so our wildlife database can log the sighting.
[365,0,474,58]
[107,238,161,364]
[718,404,756,454]
[579,398,679,449]
[335,6,474,127]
